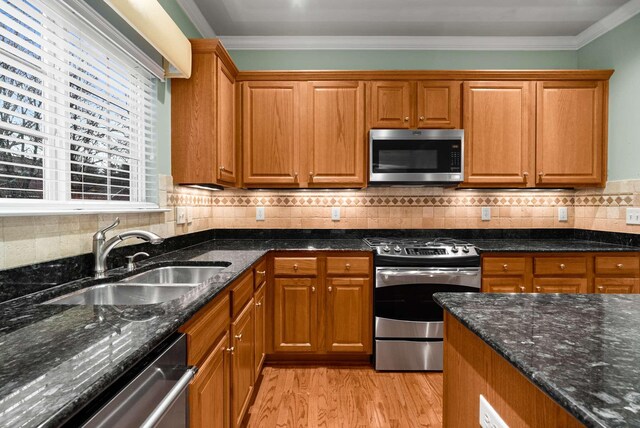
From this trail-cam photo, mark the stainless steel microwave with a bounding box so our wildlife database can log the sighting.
[369,129,464,185]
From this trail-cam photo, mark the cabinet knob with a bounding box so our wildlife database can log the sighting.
[559,263,566,270]
[597,286,604,292]
[535,286,542,292]
[502,264,509,271]
[328,286,332,293]
[519,286,525,293]
[219,166,225,171]
[345,263,351,270]
[226,347,235,354]
[538,171,544,177]
[257,270,266,276]
[235,334,242,341]
[617,263,624,269]
[404,116,409,122]
[309,172,314,179]
[419,116,425,121]
[256,302,262,307]
[311,286,316,293]
[294,172,298,180]
[523,172,529,183]
[293,264,299,271]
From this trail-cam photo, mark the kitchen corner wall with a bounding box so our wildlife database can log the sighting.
[1,176,639,270]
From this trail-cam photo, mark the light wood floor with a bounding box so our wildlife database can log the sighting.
[245,366,443,428]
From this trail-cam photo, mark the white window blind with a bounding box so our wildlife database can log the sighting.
[0,0,158,212]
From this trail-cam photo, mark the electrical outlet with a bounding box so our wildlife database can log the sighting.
[480,395,509,428]
[256,206,265,221]
[481,207,491,221]
[176,207,187,225]
[558,207,568,222]
[331,207,341,221]
[627,208,640,225]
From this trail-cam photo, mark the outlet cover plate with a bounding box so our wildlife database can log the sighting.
[331,207,341,221]
[481,207,491,221]
[558,207,568,222]
[480,395,509,428]
[256,206,265,221]
[626,208,640,225]
[176,207,187,225]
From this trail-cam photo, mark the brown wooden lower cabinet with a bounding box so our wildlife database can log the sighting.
[231,298,255,428]
[189,331,230,428]
[325,277,371,353]
[273,277,318,352]
[595,278,640,294]
[254,283,266,377]
[482,277,528,293]
[533,277,588,293]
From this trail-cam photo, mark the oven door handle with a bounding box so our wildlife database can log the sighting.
[375,268,481,288]
[377,268,480,277]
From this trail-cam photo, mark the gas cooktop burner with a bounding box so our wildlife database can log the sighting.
[363,237,479,265]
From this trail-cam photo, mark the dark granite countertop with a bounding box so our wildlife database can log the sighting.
[0,238,369,428]
[472,239,640,253]
[435,292,640,428]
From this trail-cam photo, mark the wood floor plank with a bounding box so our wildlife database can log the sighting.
[246,366,443,428]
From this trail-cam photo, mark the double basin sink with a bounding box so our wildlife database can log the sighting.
[45,263,231,306]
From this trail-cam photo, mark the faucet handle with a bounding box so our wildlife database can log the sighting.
[97,217,120,236]
[126,252,149,271]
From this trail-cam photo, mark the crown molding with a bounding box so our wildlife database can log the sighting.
[575,0,640,49]
[176,0,216,38]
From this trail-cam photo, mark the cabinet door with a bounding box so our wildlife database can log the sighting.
[273,278,317,352]
[216,59,237,184]
[417,81,461,129]
[536,81,605,186]
[482,277,528,293]
[231,300,254,428]
[254,283,266,378]
[307,81,366,187]
[325,278,371,353]
[595,278,640,294]
[242,81,301,186]
[189,331,230,428]
[463,81,535,187]
[369,81,412,128]
[533,278,588,294]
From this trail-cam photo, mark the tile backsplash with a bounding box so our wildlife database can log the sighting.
[1,175,639,269]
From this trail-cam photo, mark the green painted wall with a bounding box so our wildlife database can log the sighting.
[578,14,640,181]
[228,50,578,71]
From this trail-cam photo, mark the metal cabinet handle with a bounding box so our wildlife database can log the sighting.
[419,116,425,121]
[311,286,316,292]
[140,368,197,428]
[538,172,544,177]
[219,166,225,171]
[523,172,529,183]
[226,347,235,354]
[617,263,624,269]
[309,172,314,179]
[502,264,509,271]
[559,263,566,270]
[257,270,266,276]
[404,116,409,122]
[597,286,604,292]
[328,286,332,293]
[256,302,262,307]
[345,263,351,270]
[235,334,242,341]
[535,286,542,292]
[293,264,299,271]
[294,172,298,181]
[519,286,526,293]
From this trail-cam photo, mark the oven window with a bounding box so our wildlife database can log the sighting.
[371,139,461,173]
[375,283,478,322]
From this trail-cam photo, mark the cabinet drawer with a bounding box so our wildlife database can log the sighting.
[326,257,370,276]
[231,271,254,318]
[274,257,318,276]
[482,277,528,293]
[534,257,587,275]
[595,278,640,294]
[595,256,639,276]
[254,258,267,288]
[482,257,526,275]
[533,278,588,293]
[180,293,230,366]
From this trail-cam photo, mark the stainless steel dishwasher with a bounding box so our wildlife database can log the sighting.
[82,334,196,428]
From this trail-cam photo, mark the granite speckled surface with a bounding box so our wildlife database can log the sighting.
[435,292,640,428]
[472,239,639,253]
[0,238,369,428]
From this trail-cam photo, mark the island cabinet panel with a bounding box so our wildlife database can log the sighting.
[443,313,584,428]
[595,256,640,276]
[416,81,461,129]
[463,81,535,187]
[189,331,230,428]
[306,81,366,187]
[533,278,589,294]
[325,277,371,353]
[231,298,255,428]
[536,81,605,186]
[595,278,640,294]
[273,277,318,352]
[534,256,587,276]
[369,81,412,128]
[482,277,528,293]
[242,81,302,186]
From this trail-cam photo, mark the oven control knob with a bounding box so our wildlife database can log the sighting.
[462,246,470,253]
[451,245,459,253]
[382,246,390,252]
[394,245,402,253]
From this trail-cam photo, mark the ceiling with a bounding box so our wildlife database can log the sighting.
[178,0,640,49]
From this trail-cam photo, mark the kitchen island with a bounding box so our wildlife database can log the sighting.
[435,292,640,428]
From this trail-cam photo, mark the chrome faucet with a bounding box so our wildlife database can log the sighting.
[93,218,164,278]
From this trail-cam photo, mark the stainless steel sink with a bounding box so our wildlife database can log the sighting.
[117,264,231,285]
[44,284,198,305]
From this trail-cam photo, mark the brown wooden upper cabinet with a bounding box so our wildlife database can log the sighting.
[171,40,238,187]
[463,81,535,187]
[242,81,367,188]
[536,81,605,186]
[369,80,461,129]
[307,81,366,186]
[463,79,607,188]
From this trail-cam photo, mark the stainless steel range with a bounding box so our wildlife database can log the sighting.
[364,237,481,371]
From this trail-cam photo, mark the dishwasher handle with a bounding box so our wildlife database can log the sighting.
[140,367,197,428]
